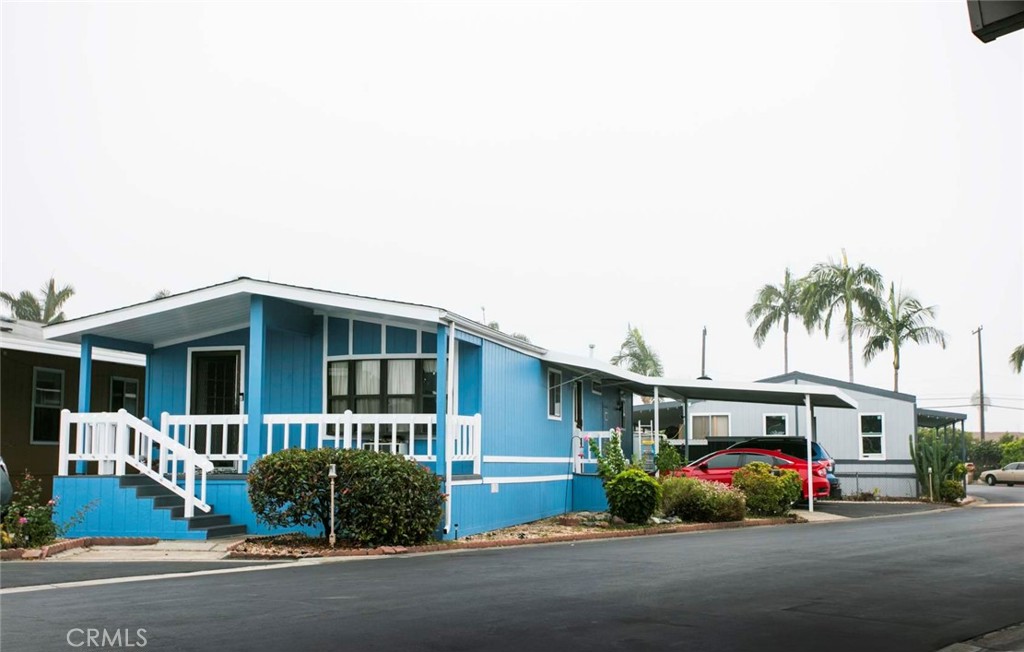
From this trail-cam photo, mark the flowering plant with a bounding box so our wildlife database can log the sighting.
[1,472,58,549]
[589,428,629,482]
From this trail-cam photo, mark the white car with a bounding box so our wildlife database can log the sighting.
[980,462,1024,486]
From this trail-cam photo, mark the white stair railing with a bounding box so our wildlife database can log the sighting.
[575,430,618,474]
[58,409,214,518]
[162,413,248,472]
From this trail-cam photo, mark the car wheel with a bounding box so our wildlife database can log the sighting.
[985,475,996,486]
[1008,483,1015,487]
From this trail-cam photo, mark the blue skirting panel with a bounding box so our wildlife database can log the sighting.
[447,479,573,538]
[53,477,205,539]
[571,474,608,512]
[203,480,319,537]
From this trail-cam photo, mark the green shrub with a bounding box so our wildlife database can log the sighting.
[2,473,57,549]
[732,462,801,517]
[661,477,745,522]
[968,439,1003,471]
[1000,438,1024,466]
[248,448,444,546]
[654,445,683,473]
[939,479,966,503]
[605,468,662,524]
[333,449,444,547]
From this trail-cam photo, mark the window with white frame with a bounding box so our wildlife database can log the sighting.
[692,414,730,438]
[763,414,787,436]
[326,358,437,414]
[31,368,64,444]
[592,378,603,395]
[859,414,884,458]
[111,377,140,415]
[548,369,562,420]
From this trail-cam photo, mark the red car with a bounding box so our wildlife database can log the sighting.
[670,448,831,500]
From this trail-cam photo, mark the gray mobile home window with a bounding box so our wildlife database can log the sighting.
[859,414,884,458]
[548,370,562,420]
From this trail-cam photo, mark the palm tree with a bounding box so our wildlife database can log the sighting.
[611,325,664,404]
[746,267,805,373]
[611,325,664,376]
[801,250,883,382]
[1011,345,1024,374]
[0,277,75,324]
[855,283,947,392]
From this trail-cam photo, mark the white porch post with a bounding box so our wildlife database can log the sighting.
[805,394,814,513]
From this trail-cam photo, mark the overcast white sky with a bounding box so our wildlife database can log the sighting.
[2,2,1022,432]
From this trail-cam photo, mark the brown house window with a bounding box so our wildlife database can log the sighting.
[31,367,64,444]
[111,377,140,415]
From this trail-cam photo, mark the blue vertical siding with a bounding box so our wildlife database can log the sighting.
[146,329,249,426]
[480,340,572,458]
[572,475,609,512]
[352,320,382,354]
[327,317,350,355]
[457,341,482,415]
[385,325,417,354]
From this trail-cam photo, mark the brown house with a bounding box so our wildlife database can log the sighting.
[0,318,145,498]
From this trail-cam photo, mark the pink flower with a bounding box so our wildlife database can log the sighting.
[47,499,56,506]
[583,434,591,442]
[18,517,28,525]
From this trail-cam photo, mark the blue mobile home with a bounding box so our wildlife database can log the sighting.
[45,278,858,540]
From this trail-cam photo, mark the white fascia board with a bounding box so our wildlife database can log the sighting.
[45,278,446,343]
[442,312,548,356]
[541,350,858,409]
[1,336,145,366]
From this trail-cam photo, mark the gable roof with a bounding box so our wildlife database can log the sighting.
[43,277,546,355]
[757,371,917,404]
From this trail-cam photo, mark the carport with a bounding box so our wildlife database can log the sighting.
[542,351,859,511]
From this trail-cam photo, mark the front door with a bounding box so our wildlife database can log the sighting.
[189,350,242,467]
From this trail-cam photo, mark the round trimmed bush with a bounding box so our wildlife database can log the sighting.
[939,478,966,503]
[731,462,801,517]
[605,468,662,524]
[248,448,443,546]
[661,477,745,522]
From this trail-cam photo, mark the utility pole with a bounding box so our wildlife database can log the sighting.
[973,326,986,441]
[698,326,711,380]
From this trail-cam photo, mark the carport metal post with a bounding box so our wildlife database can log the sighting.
[653,386,660,475]
[805,394,814,513]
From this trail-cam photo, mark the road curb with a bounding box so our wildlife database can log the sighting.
[226,516,797,560]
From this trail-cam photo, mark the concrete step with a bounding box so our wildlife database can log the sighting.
[201,524,247,539]
[183,513,231,530]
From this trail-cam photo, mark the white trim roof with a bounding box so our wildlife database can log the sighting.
[40,277,854,408]
[1,319,145,366]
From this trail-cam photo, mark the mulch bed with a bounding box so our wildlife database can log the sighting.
[226,514,801,560]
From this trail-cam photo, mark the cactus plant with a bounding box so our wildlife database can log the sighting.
[909,430,962,501]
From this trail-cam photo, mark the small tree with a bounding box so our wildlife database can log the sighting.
[589,430,628,482]
[654,444,683,473]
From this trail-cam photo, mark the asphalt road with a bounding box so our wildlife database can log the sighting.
[2,502,1021,652]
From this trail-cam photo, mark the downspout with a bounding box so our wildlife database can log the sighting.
[444,318,456,535]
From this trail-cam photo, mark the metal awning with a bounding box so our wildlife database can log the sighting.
[917,408,968,429]
[542,351,858,409]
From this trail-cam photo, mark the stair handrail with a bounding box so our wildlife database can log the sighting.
[58,409,214,518]
[119,410,213,518]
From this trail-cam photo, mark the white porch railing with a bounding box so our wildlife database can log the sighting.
[57,409,214,518]
[263,411,440,462]
[450,414,482,475]
[573,429,620,474]
[162,413,248,473]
